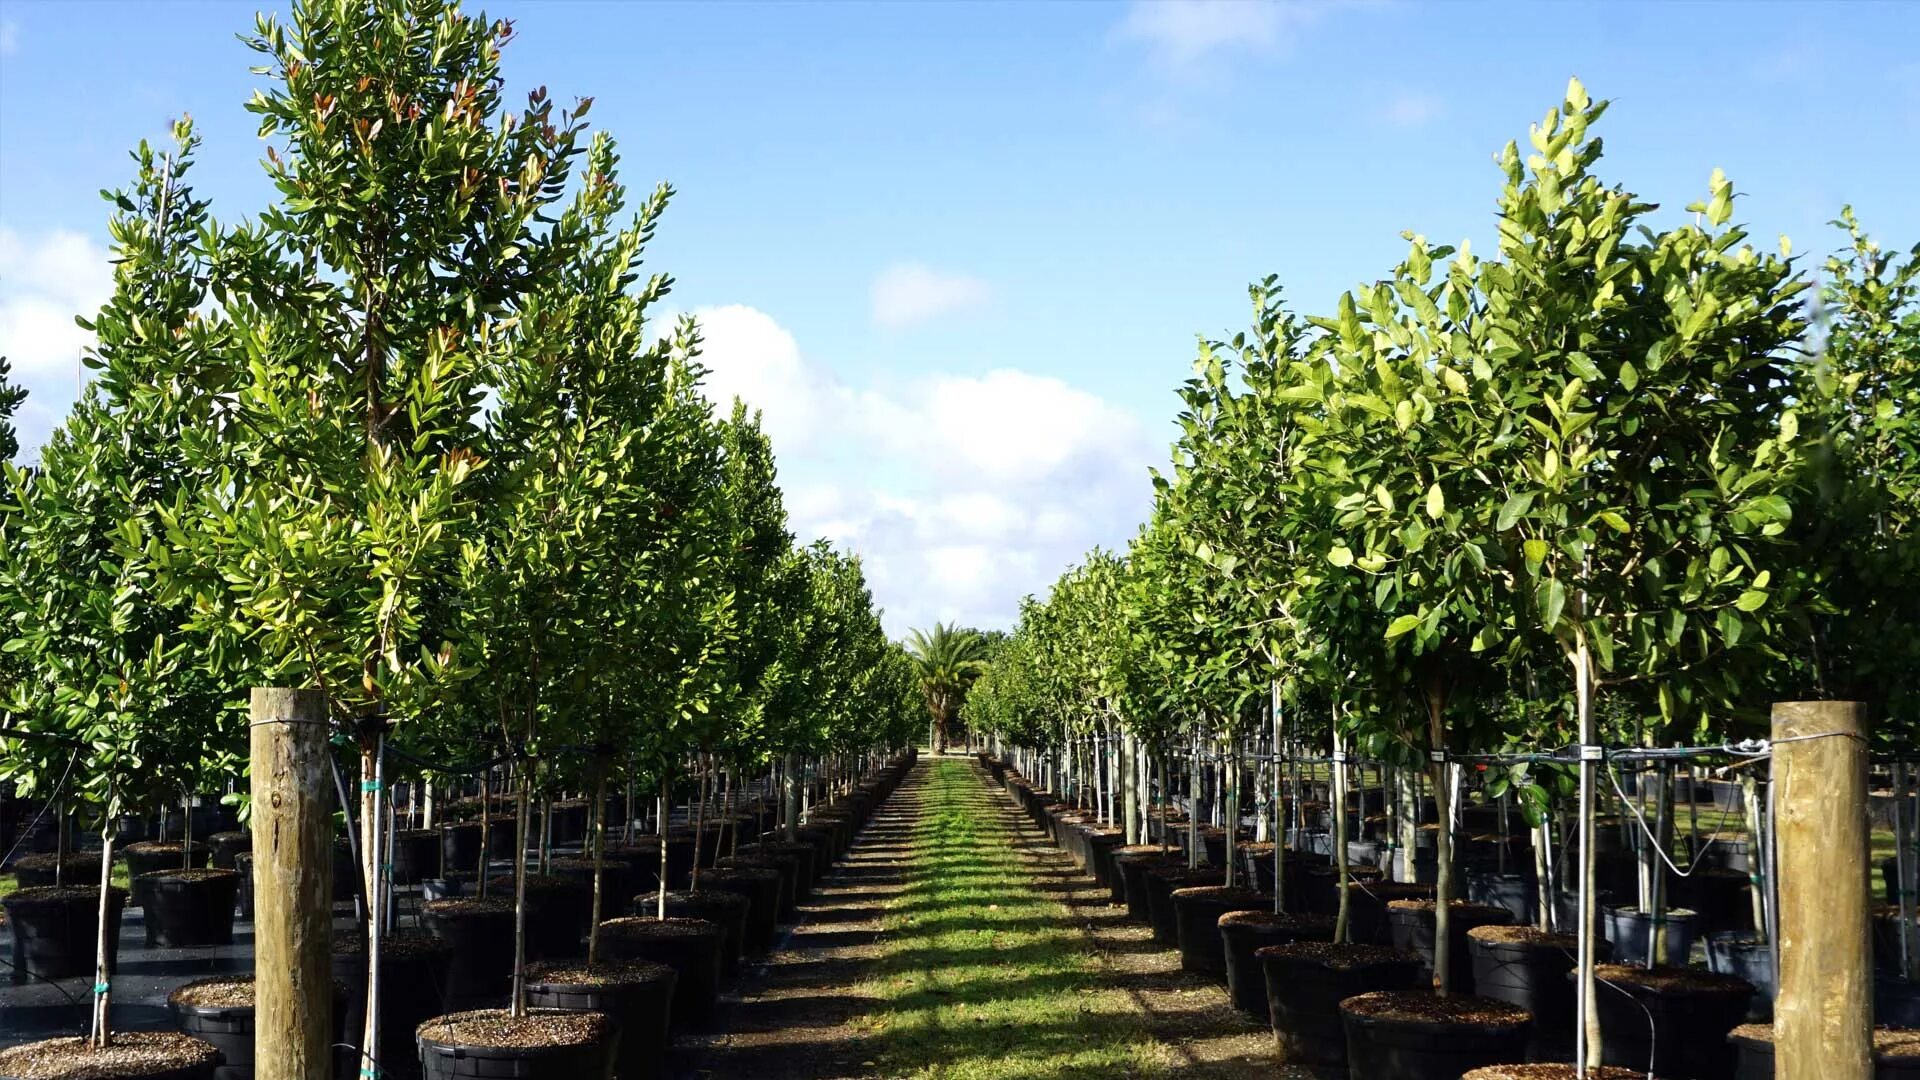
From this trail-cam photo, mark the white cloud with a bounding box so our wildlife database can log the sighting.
[1116,0,1324,72]
[0,226,114,460]
[0,20,18,56]
[689,304,1157,634]
[869,262,991,330]
[1382,93,1443,128]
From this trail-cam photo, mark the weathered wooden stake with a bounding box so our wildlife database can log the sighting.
[1773,700,1870,1080]
[249,688,333,1080]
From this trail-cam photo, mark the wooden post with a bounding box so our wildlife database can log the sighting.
[1773,700,1870,1080]
[249,688,333,1080]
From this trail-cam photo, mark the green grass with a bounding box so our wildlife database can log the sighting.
[1,864,132,898]
[855,760,1185,1080]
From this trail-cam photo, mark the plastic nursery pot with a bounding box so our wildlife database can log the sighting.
[415,1008,614,1080]
[1170,886,1272,978]
[547,801,590,848]
[659,890,750,977]
[1467,924,1605,1063]
[1339,990,1532,1080]
[739,841,820,898]
[1112,851,1183,922]
[1705,931,1775,1021]
[1602,904,1702,967]
[526,959,676,1080]
[596,917,725,1029]
[1384,898,1514,994]
[1673,867,1755,935]
[441,822,485,876]
[542,856,638,921]
[333,929,452,1080]
[1217,910,1332,1016]
[2,885,126,983]
[141,869,243,948]
[678,868,781,953]
[1881,975,1920,1028]
[1144,865,1224,945]
[1727,1022,1920,1080]
[123,841,211,907]
[716,854,799,922]
[1084,830,1127,890]
[0,1031,221,1080]
[1592,963,1752,1080]
[1466,867,1540,926]
[1340,880,1432,945]
[391,830,442,885]
[421,898,517,1011]
[486,874,593,961]
[8,852,102,889]
[207,831,251,871]
[170,974,347,1080]
[1256,941,1425,1069]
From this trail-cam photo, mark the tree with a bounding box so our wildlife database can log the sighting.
[0,355,25,463]
[905,622,989,753]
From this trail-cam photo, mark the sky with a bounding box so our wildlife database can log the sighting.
[2,0,1917,636]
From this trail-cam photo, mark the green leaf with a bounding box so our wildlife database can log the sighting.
[1734,589,1767,612]
[1618,360,1638,391]
[1425,483,1445,520]
[1327,546,1355,568]
[1541,577,1567,628]
[1385,614,1422,639]
[1523,539,1549,568]
[1496,491,1534,532]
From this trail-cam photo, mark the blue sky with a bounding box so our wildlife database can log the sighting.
[2,0,1917,633]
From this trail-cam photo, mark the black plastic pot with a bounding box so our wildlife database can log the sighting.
[1113,851,1181,922]
[416,1008,614,1080]
[715,853,798,922]
[1594,964,1751,1080]
[1170,886,1271,977]
[142,869,242,947]
[740,841,819,899]
[684,867,781,953]
[8,852,101,889]
[171,975,348,1080]
[1704,932,1774,1021]
[1880,975,1920,1027]
[392,830,442,885]
[1467,868,1539,926]
[660,890,750,977]
[1144,866,1223,945]
[1674,868,1754,934]
[2,885,125,982]
[1468,925,1601,1063]
[124,841,210,907]
[1339,990,1532,1080]
[421,899,516,1010]
[487,874,593,962]
[526,961,676,1080]
[1341,881,1433,945]
[207,831,251,871]
[333,930,452,1080]
[1384,899,1514,994]
[1729,1023,1920,1080]
[1258,943,1424,1069]
[548,802,589,848]
[1217,911,1331,1016]
[597,917,725,1028]
[1603,904,1700,967]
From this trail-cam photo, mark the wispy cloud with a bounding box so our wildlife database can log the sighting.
[1115,0,1325,74]
[870,262,991,330]
[1381,92,1444,128]
[0,19,19,56]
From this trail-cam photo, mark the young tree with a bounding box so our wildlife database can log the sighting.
[905,622,989,753]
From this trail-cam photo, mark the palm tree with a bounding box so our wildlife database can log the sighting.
[905,623,989,753]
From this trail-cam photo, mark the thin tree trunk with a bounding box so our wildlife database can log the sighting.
[90,825,116,1047]
[1425,683,1455,995]
[656,777,670,920]
[588,770,608,968]
[1333,713,1352,945]
[1574,630,1602,1069]
[509,758,531,1015]
[360,735,386,1077]
[691,751,712,893]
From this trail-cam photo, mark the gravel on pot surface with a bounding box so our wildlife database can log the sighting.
[524,959,673,988]
[1339,990,1530,1026]
[334,928,450,959]
[1385,899,1511,918]
[0,1031,221,1079]
[1729,1023,1920,1058]
[167,975,254,1009]
[10,854,102,874]
[136,868,236,884]
[421,897,513,918]
[1461,1066,1652,1079]
[1217,910,1332,931]
[1255,941,1420,970]
[1172,885,1269,904]
[1595,963,1750,994]
[1468,925,1576,947]
[415,1008,607,1049]
[3,885,122,908]
[599,916,716,939]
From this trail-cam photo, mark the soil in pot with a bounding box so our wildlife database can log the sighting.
[2,885,126,983]
[1217,910,1332,1016]
[0,1032,221,1080]
[658,890,750,977]
[333,930,452,1080]
[486,874,592,961]
[596,917,725,1029]
[415,1008,612,1080]
[1143,866,1224,945]
[526,959,675,1080]
[1462,1067,1655,1080]
[1727,1022,1920,1080]
[1170,885,1272,978]
[1385,898,1514,994]
[1466,924,1605,1063]
[1112,851,1182,922]
[8,852,102,889]
[139,869,242,948]
[123,842,210,908]
[1257,941,1425,1069]
[1340,990,1532,1080]
[421,898,517,1010]
[1594,963,1751,1079]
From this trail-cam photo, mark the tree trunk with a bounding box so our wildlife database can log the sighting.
[1333,714,1352,945]
[510,757,532,1016]
[588,770,608,968]
[656,776,670,920]
[1425,682,1455,996]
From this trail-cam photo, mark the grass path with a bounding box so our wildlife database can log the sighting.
[684,757,1274,1080]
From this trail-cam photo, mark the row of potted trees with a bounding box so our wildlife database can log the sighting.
[0,1,926,1077]
[962,77,1917,1079]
